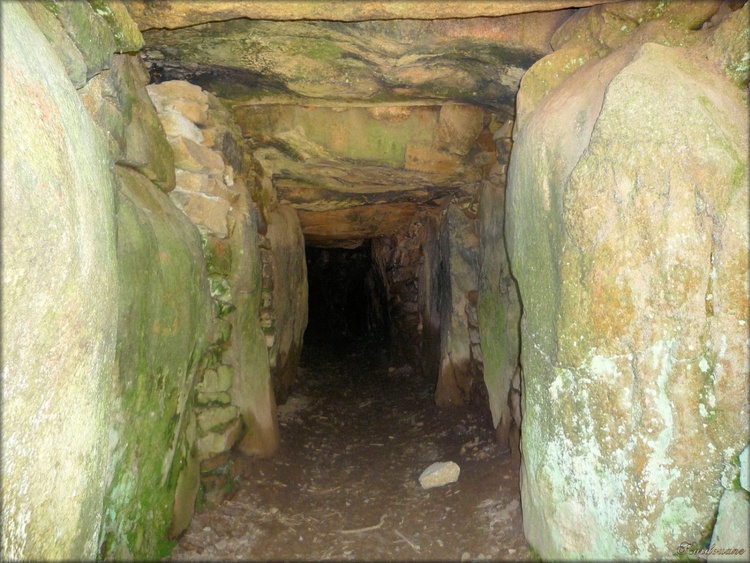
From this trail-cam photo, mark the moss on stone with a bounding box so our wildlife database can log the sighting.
[100,168,212,560]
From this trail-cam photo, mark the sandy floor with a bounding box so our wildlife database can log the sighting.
[166,339,529,561]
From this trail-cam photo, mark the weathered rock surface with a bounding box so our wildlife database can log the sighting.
[127,1,619,28]
[265,206,308,403]
[140,15,567,109]
[478,120,521,449]
[419,461,461,489]
[435,204,482,407]
[103,165,213,559]
[507,13,749,560]
[148,79,283,462]
[741,446,750,493]
[242,103,490,248]
[1,5,118,558]
[707,489,750,561]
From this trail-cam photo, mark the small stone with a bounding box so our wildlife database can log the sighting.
[419,461,460,489]
[197,405,239,433]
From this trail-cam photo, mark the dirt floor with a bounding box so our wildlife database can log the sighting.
[166,338,530,561]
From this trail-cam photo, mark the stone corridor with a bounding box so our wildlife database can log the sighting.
[2,1,749,561]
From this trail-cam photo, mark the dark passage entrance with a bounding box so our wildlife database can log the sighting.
[168,238,528,561]
[304,243,389,347]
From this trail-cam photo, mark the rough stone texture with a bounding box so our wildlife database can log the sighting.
[435,204,482,408]
[88,0,144,53]
[148,80,281,460]
[195,418,244,462]
[507,26,749,561]
[140,15,568,110]
[230,196,281,458]
[371,209,445,370]
[21,2,88,88]
[266,206,309,403]
[100,165,213,560]
[417,213,444,382]
[419,461,461,489]
[705,1,750,88]
[1,5,118,558]
[242,103,490,248]
[515,0,726,131]
[128,1,618,28]
[707,489,750,561]
[170,190,232,238]
[741,446,750,493]
[79,53,175,192]
[51,0,117,79]
[477,120,521,449]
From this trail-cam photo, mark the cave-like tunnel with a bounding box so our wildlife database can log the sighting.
[2,1,749,561]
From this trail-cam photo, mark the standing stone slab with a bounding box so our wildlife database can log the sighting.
[507,40,749,559]
[100,166,212,560]
[266,205,309,403]
[435,204,481,407]
[1,4,118,559]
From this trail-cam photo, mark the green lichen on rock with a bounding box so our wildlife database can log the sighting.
[87,0,144,53]
[99,166,212,560]
[48,0,116,78]
[21,2,88,88]
[707,2,750,87]
[508,34,748,560]
[2,5,118,559]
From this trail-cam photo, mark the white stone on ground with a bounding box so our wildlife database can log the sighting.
[419,461,460,489]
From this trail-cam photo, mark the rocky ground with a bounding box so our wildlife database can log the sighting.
[166,338,529,561]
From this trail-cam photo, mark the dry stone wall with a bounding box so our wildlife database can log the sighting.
[147,80,287,483]
[507,2,749,558]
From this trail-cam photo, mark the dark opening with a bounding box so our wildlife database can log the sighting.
[304,241,389,348]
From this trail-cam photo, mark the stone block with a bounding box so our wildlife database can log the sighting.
[87,0,144,53]
[419,461,460,489]
[170,190,231,238]
[52,0,116,79]
[158,110,205,143]
[200,452,232,474]
[195,391,232,406]
[197,406,240,433]
[170,136,225,176]
[438,104,484,156]
[22,2,87,88]
[195,417,243,461]
[147,80,209,106]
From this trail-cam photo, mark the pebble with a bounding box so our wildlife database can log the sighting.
[419,461,460,489]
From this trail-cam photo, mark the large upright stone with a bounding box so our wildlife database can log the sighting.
[266,205,309,403]
[230,193,281,458]
[478,172,521,448]
[435,204,481,407]
[1,4,117,559]
[100,166,213,559]
[507,35,749,560]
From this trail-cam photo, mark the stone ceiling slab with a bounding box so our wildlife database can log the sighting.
[127,1,623,29]
[140,14,570,109]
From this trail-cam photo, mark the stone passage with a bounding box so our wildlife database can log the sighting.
[2,1,748,561]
